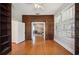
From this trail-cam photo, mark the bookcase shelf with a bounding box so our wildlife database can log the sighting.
[1,41,10,45]
[0,3,11,55]
[1,47,10,53]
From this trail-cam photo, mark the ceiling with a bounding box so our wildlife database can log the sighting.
[12,3,65,15]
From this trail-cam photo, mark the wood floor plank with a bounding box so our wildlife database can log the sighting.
[9,36,72,55]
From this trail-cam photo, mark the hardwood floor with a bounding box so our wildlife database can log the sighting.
[9,36,72,55]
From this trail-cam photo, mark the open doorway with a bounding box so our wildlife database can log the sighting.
[31,22,45,45]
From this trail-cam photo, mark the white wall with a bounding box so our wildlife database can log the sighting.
[12,4,22,22]
[12,20,25,44]
[12,20,18,43]
[54,4,75,54]
[12,4,25,44]
[18,22,25,43]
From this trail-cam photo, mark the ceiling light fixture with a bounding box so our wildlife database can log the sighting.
[33,3,44,15]
[34,3,43,9]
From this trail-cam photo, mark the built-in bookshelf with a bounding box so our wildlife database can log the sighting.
[75,3,79,55]
[0,3,11,55]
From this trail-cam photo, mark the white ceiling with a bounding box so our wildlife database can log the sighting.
[12,3,65,15]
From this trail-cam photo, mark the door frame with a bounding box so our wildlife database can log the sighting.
[31,22,45,44]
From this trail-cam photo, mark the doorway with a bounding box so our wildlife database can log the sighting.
[32,22,45,45]
[22,15,54,40]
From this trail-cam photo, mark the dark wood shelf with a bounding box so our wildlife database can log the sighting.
[0,35,9,37]
[1,41,10,45]
[1,47,10,54]
[75,3,79,55]
[0,3,11,55]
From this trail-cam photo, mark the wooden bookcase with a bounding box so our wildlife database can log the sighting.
[75,3,79,55]
[0,3,11,55]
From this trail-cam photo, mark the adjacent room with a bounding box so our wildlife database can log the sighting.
[0,3,77,55]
